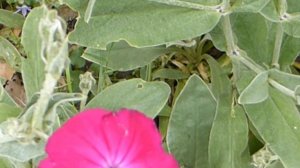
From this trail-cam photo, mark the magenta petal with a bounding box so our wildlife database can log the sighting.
[39,108,179,168]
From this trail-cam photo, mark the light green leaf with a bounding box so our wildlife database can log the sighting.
[238,71,269,104]
[269,69,300,91]
[211,13,300,71]
[0,140,45,162]
[282,16,300,38]
[167,74,216,168]
[231,13,273,66]
[279,34,300,71]
[231,0,270,13]
[287,0,300,13]
[86,79,170,118]
[207,56,251,168]
[260,1,281,22]
[21,7,46,100]
[234,60,300,168]
[152,68,189,80]
[82,41,168,71]
[209,19,227,51]
[63,0,221,49]
[243,89,300,168]
[0,9,25,28]
[0,103,21,122]
[0,36,22,71]
[260,1,300,38]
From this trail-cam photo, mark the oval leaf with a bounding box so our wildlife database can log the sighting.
[238,71,269,104]
[64,0,221,49]
[167,74,216,168]
[82,41,168,71]
[86,79,170,118]
[0,37,22,71]
[207,55,251,168]
[21,7,46,100]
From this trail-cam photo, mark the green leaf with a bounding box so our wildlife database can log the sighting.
[266,160,284,168]
[287,0,300,13]
[207,56,251,168]
[209,20,227,51]
[279,34,300,71]
[231,13,273,66]
[260,1,300,38]
[233,58,300,167]
[21,7,46,100]
[282,16,300,38]
[269,69,300,91]
[0,36,22,71]
[243,88,300,168]
[152,68,189,80]
[0,157,10,168]
[86,79,170,118]
[0,140,45,162]
[0,103,21,122]
[260,1,281,22]
[82,41,168,71]
[63,0,221,49]
[231,0,270,13]
[238,71,269,104]
[167,74,216,168]
[211,13,300,71]
[0,9,25,28]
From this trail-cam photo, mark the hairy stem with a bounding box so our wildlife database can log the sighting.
[269,79,295,98]
[222,15,236,56]
[272,24,284,68]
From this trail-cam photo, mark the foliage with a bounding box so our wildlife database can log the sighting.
[0,0,300,167]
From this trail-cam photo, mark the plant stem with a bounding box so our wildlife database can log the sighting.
[66,66,73,93]
[145,63,152,81]
[80,94,87,111]
[278,0,287,17]
[222,15,236,56]
[149,0,220,11]
[84,0,96,23]
[272,24,283,69]
[97,65,105,93]
[235,55,263,74]
[222,13,264,73]
[31,74,57,130]
[269,79,295,98]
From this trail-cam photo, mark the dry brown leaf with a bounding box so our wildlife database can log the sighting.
[0,61,15,80]
[4,73,26,107]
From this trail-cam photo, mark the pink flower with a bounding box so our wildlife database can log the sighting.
[39,108,179,168]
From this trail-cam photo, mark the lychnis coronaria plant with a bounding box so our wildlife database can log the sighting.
[39,108,179,168]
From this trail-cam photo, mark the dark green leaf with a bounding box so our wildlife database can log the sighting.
[152,68,189,80]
